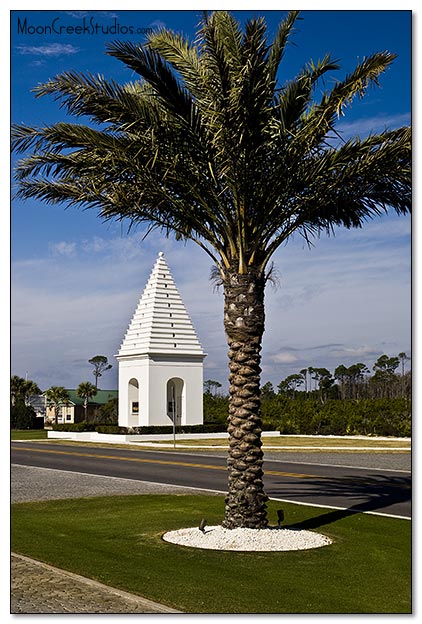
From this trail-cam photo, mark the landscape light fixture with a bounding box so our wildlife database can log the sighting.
[277,509,285,526]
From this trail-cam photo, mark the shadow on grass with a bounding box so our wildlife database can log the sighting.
[273,473,411,531]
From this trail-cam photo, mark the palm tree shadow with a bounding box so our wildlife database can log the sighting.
[276,474,411,531]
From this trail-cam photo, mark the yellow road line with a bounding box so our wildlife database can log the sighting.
[11,446,319,479]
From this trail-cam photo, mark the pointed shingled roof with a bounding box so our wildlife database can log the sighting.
[117,252,205,359]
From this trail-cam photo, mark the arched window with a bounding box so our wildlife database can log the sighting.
[128,378,139,416]
[166,378,184,425]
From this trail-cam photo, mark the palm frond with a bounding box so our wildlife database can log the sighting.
[276,54,340,132]
[146,28,207,102]
[33,71,158,131]
[259,126,411,267]
[267,10,300,84]
[106,40,195,125]
[295,52,397,153]
[202,11,243,78]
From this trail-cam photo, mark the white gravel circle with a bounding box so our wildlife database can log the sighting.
[162,526,333,552]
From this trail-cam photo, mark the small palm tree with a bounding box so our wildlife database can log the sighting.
[12,11,411,528]
[44,386,70,424]
[77,382,98,422]
[11,375,41,406]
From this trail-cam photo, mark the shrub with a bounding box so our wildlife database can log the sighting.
[50,422,228,435]
[51,422,96,432]
[275,398,411,436]
[203,394,229,424]
[93,398,119,425]
[10,400,36,430]
[95,425,126,434]
[128,423,227,435]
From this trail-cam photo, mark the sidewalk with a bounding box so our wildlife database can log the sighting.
[11,553,182,614]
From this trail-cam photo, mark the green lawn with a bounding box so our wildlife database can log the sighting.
[11,429,48,440]
[158,435,411,451]
[10,429,410,452]
[11,495,411,614]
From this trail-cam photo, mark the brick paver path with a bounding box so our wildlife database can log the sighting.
[11,553,181,614]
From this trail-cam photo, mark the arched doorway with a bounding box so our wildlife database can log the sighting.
[128,377,139,424]
[166,378,184,425]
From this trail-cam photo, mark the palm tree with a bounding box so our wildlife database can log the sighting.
[11,375,41,406]
[44,386,70,425]
[11,11,411,528]
[77,381,98,422]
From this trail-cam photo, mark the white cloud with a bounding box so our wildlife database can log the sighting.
[81,237,108,254]
[16,43,80,57]
[270,352,300,364]
[329,345,381,359]
[149,20,167,30]
[49,241,77,257]
[335,113,410,140]
[65,11,90,19]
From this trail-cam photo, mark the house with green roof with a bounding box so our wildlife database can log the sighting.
[45,389,118,425]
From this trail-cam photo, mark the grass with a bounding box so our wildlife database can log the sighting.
[11,429,410,449]
[146,435,411,451]
[11,495,411,614]
[11,429,48,441]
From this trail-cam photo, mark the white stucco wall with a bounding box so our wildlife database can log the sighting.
[117,355,203,427]
[118,357,150,427]
[147,358,204,426]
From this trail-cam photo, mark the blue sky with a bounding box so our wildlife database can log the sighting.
[10,7,412,392]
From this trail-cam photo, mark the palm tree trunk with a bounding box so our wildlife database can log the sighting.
[222,267,268,529]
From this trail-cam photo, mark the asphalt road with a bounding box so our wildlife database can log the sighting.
[11,442,411,519]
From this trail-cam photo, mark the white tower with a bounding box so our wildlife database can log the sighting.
[117,252,206,428]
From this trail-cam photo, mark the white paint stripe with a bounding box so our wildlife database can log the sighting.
[268,496,411,521]
[265,458,411,474]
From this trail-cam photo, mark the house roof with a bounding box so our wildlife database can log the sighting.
[117,252,205,359]
[65,389,118,406]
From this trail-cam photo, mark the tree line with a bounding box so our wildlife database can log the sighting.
[11,351,410,436]
[203,392,410,438]
[203,352,411,437]
[204,352,411,403]
[265,352,411,401]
